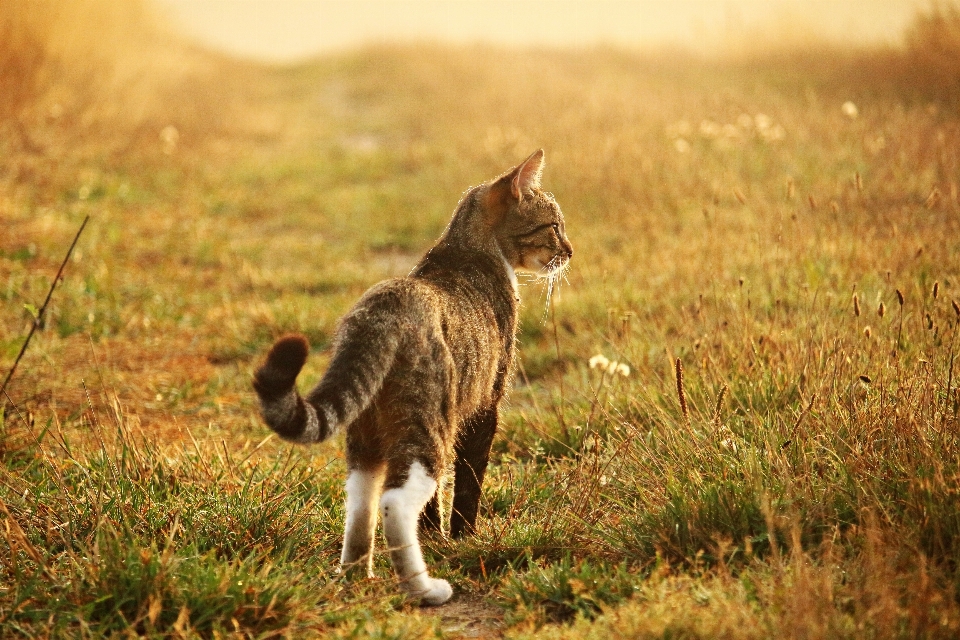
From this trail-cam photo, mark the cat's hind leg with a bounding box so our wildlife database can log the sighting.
[419,464,452,533]
[340,464,386,578]
[450,407,498,538]
[380,460,453,605]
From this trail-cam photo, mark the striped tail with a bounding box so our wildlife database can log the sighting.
[253,335,323,443]
[252,329,397,444]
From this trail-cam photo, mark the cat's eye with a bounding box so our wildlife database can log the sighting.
[514,223,556,239]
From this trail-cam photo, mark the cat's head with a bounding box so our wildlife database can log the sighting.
[486,149,573,276]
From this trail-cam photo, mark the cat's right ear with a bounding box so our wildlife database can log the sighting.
[509,149,544,200]
[484,149,545,216]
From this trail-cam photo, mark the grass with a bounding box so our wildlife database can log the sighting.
[3,1,960,637]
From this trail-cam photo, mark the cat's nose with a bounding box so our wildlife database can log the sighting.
[563,241,574,258]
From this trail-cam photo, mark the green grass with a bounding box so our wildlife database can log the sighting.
[3,5,960,636]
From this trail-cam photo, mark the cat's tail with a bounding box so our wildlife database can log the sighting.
[252,335,328,443]
[253,329,398,444]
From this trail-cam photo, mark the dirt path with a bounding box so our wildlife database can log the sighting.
[433,594,506,639]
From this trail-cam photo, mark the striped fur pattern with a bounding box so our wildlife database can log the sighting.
[252,149,573,605]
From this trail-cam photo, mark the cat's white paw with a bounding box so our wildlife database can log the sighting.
[416,578,453,606]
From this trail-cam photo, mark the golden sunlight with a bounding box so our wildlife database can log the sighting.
[157,0,919,61]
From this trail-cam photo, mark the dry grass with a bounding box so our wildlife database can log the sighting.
[3,1,960,637]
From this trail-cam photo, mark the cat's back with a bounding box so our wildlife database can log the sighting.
[344,245,512,332]
[334,254,513,408]
[340,268,498,346]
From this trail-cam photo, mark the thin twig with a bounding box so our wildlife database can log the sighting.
[549,297,568,435]
[785,393,817,448]
[1,215,90,397]
[1,387,29,427]
[895,288,905,352]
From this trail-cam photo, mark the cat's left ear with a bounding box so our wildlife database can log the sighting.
[510,149,545,201]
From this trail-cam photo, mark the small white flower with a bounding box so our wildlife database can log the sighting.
[674,138,691,153]
[599,475,608,486]
[841,101,858,119]
[607,360,620,372]
[589,354,610,369]
[616,363,631,377]
[754,113,772,131]
[721,438,738,453]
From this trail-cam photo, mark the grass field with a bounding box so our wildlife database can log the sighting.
[3,2,960,637]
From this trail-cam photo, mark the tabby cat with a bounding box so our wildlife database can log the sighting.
[252,149,572,605]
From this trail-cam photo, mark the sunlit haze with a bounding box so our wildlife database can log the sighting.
[157,0,921,62]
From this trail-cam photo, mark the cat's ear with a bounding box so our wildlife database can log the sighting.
[510,149,544,200]
[484,149,545,219]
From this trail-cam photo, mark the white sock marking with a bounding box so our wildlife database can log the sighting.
[341,467,386,577]
[379,461,452,605]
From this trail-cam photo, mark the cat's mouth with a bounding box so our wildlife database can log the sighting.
[516,245,572,278]
[533,253,570,279]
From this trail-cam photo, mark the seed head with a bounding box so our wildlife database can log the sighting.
[878,301,885,318]
[675,358,689,425]
[953,299,960,319]
[855,172,863,192]
[589,354,610,370]
[933,281,939,300]
[853,293,861,317]
[713,384,728,430]
[808,194,818,211]
[864,326,872,338]
[896,289,904,306]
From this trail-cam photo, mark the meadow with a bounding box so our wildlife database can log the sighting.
[2,2,960,637]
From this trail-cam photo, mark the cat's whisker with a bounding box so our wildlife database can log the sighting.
[538,256,569,321]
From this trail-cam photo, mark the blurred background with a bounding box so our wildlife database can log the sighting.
[2,0,957,153]
[156,0,920,61]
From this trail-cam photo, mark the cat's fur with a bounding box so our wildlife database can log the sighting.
[252,149,572,605]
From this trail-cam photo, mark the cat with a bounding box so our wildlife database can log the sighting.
[252,149,572,605]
